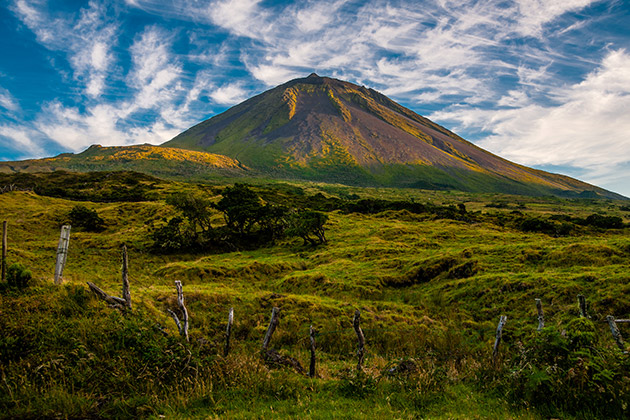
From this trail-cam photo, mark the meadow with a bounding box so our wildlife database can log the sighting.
[1,172,629,419]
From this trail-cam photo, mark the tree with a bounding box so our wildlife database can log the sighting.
[214,184,263,235]
[287,210,328,246]
[166,192,214,235]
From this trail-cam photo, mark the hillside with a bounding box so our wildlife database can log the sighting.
[1,173,630,418]
[0,144,249,180]
[165,74,624,199]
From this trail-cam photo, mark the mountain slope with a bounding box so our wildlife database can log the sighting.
[165,73,623,199]
[0,144,249,180]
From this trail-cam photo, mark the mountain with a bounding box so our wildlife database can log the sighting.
[164,73,624,199]
[0,144,249,180]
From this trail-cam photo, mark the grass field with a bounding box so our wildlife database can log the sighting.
[1,174,629,419]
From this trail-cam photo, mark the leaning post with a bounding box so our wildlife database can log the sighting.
[262,307,280,355]
[606,316,627,353]
[492,315,508,362]
[121,245,131,310]
[1,221,7,282]
[353,310,366,371]
[54,225,71,284]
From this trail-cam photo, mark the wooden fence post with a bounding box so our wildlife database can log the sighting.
[262,307,280,355]
[309,325,316,378]
[578,294,589,318]
[1,221,7,282]
[87,281,127,308]
[54,225,71,284]
[353,309,365,370]
[606,316,627,353]
[224,307,234,357]
[535,299,544,331]
[121,245,131,310]
[167,280,189,341]
[493,315,508,361]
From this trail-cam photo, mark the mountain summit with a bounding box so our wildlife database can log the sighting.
[164,74,620,198]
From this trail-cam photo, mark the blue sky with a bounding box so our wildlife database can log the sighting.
[1,0,629,196]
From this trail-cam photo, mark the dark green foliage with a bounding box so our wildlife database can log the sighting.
[0,171,157,202]
[166,192,214,235]
[68,205,105,232]
[503,319,630,417]
[583,213,624,229]
[285,210,328,245]
[6,263,32,288]
[215,184,264,235]
[152,184,328,252]
[150,216,191,253]
[517,216,573,236]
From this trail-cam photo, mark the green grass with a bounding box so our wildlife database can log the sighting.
[1,177,630,418]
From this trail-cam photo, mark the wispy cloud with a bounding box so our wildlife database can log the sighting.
[431,49,630,186]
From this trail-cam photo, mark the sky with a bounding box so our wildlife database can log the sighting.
[0,0,629,196]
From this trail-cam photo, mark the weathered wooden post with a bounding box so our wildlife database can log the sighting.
[353,309,365,370]
[224,307,234,357]
[262,307,280,355]
[309,325,316,378]
[54,225,71,284]
[1,221,7,282]
[535,299,544,331]
[167,281,189,341]
[87,281,127,308]
[578,294,589,318]
[606,316,627,353]
[492,315,507,362]
[121,245,131,310]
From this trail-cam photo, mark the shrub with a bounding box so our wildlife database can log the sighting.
[286,210,328,246]
[504,321,630,417]
[68,205,105,232]
[6,263,32,288]
[583,213,624,229]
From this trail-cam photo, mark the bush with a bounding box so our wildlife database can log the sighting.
[504,321,630,417]
[6,263,32,288]
[583,213,624,229]
[286,210,328,246]
[68,205,105,232]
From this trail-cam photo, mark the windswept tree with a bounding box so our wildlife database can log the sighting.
[287,210,328,246]
[166,192,214,236]
[214,184,263,235]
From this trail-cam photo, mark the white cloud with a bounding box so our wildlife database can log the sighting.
[431,49,630,187]
[0,125,42,156]
[0,88,19,113]
[209,83,249,105]
[13,0,118,98]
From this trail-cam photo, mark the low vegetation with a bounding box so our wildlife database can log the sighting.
[1,172,629,418]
